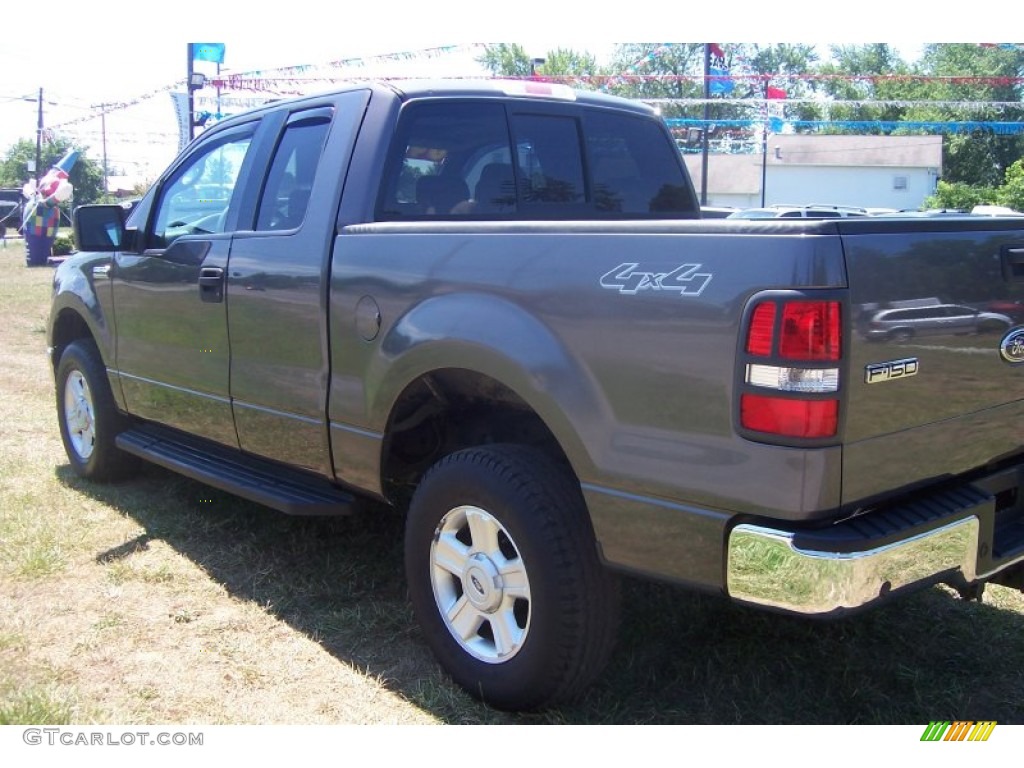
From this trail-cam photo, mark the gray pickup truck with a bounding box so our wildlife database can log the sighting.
[50,79,1024,711]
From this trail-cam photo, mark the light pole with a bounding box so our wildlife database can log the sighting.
[34,89,43,182]
[186,44,208,141]
[700,45,711,206]
[760,120,768,207]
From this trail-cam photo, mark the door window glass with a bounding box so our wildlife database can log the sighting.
[150,132,253,248]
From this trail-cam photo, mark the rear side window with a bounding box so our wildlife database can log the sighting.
[584,110,695,215]
[376,101,508,220]
[511,114,585,211]
[375,99,696,221]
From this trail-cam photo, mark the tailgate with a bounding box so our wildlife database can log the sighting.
[840,217,1024,508]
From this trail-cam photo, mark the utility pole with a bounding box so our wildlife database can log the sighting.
[35,88,43,182]
[93,104,109,197]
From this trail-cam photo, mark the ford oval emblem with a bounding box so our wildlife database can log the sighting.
[999,327,1024,363]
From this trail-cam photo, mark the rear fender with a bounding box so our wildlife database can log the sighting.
[368,292,610,478]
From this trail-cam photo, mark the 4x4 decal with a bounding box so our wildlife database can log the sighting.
[600,262,712,296]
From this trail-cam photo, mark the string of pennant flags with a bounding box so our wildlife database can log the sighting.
[45,42,1024,145]
[667,117,1024,136]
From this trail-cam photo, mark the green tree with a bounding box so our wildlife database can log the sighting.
[924,180,996,210]
[0,136,105,207]
[814,43,1023,189]
[817,44,916,127]
[997,159,1024,211]
[476,44,533,77]
[540,48,603,88]
[725,44,823,125]
[476,44,604,85]
[606,43,704,108]
[912,44,1024,186]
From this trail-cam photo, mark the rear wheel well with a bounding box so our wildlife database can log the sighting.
[381,369,570,507]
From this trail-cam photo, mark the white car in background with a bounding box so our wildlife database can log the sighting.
[727,204,869,219]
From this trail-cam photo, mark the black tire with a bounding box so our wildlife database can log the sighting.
[55,339,139,481]
[405,444,620,711]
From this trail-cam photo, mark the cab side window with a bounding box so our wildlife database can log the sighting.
[510,114,586,213]
[256,111,332,231]
[149,131,253,249]
[375,101,509,220]
[375,99,696,220]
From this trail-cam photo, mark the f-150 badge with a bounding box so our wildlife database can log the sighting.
[865,357,919,384]
[600,263,712,296]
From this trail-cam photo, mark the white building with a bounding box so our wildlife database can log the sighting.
[684,134,943,211]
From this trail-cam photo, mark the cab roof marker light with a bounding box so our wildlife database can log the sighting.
[746,364,839,393]
[499,81,577,101]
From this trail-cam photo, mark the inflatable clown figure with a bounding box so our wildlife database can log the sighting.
[22,149,79,267]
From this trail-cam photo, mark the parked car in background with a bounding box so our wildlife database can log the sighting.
[700,206,737,218]
[972,205,1024,217]
[0,188,22,239]
[863,303,1013,342]
[727,204,869,219]
[872,209,971,218]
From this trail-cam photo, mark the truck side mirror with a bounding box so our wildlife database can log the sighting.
[73,204,126,252]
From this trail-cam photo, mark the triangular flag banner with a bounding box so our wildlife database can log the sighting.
[709,67,734,95]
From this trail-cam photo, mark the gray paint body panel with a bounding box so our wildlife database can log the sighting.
[328,223,848,520]
[843,227,1024,508]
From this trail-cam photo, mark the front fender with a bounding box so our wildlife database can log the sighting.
[48,251,116,372]
[367,292,612,478]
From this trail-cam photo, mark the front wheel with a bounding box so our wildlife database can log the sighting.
[56,340,138,481]
[405,445,620,711]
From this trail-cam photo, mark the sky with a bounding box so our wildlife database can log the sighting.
[0,0,1009,185]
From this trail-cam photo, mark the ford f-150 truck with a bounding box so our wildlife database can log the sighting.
[50,79,1024,711]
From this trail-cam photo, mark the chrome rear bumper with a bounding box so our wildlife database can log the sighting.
[727,464,1024,614]
[726,518,981,614]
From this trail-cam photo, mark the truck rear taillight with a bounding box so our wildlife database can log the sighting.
[739,297,843,441]
[746,303,777,356]
[779,301,841,361]
[740,394,838,439]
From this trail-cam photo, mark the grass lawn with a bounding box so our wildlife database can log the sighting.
[1,240,1023,725]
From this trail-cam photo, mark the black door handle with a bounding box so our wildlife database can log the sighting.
[199,266,224,303]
